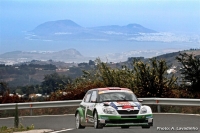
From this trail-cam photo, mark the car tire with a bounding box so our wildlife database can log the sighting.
[94,111,103,129]
[75,113,85,129]
[121,126,129,128]
[142,125,150,129]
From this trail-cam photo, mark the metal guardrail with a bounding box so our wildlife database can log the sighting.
[0,100,82,115]
[140,98,200,106]
[140,98,200,112]
[0,98,200,115]
[0,100,81,110]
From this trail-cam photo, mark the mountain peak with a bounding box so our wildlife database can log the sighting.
[52,19,81,27]
[58,48,82,56]
[36,19,81,28]
[125,23,156,33]
[32,19,81,35]
[126,24,143,28]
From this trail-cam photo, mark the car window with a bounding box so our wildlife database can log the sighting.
[84,91,92,102]
[90,91,97,102]
[99,91,138,102]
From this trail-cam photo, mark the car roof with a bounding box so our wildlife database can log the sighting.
[90,87,131,91]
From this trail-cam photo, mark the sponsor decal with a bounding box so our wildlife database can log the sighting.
[122,105,134,109]
[117,101,131,106]
[146,116,152,118]
[85,106,88,120]
[98,90,133,94]
[134,102,141,109]
[126,90,133,93]
[85,117,88,122]
[117,102,134,110]
[110,102,118,109]
[98,91,104,94]
[117,102,131,107]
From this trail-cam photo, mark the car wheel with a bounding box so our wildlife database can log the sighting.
[121,126,129,128]
[142,125,150,129]
[94,111,103,129]
[75,113,85,129]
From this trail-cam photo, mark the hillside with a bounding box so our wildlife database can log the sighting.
[0,49,199,89]
[153,49,200,67]
[0,49,95,64]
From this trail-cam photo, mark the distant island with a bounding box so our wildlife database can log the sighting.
[27,19,156,41]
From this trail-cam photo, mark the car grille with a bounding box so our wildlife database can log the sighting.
[117,110,139,114]
[121,116,137,118]
[105,119,146,124]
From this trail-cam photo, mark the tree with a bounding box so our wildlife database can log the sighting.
[89,60,95,66]
[41,73,72,94]
[133,58,177,97]
[176,53,200,92]
[0,82,8,96]
[80,58,177,97]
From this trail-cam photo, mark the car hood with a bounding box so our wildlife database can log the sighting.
[100,101,141,110]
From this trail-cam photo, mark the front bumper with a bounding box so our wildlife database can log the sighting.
[98,114,153,127]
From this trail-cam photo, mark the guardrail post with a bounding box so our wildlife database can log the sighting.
[30,104,33,116]
[157,105,161,113]
[156,100,161,113]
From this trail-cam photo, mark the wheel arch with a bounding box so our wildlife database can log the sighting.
[75,107,84,117]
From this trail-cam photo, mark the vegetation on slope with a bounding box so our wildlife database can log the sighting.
[0,51,200,104]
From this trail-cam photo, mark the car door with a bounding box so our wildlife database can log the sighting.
[86,90,97,124]
[80,90,92,125]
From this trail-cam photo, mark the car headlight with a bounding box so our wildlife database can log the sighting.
[103,107,117,114]
[140,107,147,114]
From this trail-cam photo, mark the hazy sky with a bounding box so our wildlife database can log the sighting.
[0,0,200,56]
[0,0,200,34]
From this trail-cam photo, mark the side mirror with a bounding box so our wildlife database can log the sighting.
[91,100,96,103]
[103,102,110,106]
[138,99,143,102]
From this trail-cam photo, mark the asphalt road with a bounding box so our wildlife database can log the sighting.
[0,114,199,133]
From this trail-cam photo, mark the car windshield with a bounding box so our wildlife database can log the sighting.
[98,91,138,102]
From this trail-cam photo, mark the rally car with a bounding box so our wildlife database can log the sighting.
[75,87,153,129]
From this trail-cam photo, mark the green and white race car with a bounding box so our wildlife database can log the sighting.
[75,87,153,129]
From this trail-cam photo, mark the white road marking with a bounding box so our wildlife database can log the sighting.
[153,113,200,116]
[50,128,74,133]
